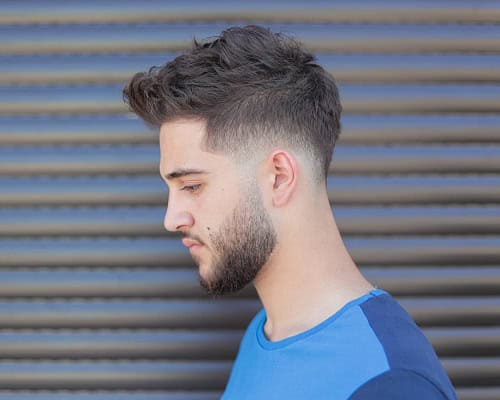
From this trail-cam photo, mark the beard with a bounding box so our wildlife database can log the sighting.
[196,187,277,297]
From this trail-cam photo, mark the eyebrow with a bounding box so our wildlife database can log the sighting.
[164,168,208,181]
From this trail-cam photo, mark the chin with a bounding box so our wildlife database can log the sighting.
[197,260,214,281]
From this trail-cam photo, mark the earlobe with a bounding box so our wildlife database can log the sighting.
[270,151,298,207]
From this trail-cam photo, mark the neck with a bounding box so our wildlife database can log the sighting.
[253,199,373,342]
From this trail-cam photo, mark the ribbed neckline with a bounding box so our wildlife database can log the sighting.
[256,288,388,350]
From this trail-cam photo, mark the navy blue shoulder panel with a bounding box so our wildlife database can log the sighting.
[348,368,447,400]
[358,294,457,400]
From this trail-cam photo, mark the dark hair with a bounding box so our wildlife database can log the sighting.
[123,25,342,181]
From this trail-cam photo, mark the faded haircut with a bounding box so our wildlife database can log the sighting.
[123,25,342,182]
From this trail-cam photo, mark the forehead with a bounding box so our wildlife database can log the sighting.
[159,118,231,177]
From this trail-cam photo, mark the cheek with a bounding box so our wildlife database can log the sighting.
[195,180,239,231]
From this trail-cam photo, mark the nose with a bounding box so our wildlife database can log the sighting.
[163,197,194,232]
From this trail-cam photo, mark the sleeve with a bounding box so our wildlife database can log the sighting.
[348,368,449,400]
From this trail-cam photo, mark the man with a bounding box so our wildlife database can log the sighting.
[123,25,457,399]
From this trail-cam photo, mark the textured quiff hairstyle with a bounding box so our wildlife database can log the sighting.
[123,25,342,182]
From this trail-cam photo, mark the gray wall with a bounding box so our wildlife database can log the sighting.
[1,1,500,399]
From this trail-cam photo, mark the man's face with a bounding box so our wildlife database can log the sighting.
[159,119,277,296]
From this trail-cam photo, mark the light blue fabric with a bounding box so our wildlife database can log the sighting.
[221,289,390,400]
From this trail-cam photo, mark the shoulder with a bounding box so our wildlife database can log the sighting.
[357,293,457,399]
[358,293,443,373]
[348,368,450,400]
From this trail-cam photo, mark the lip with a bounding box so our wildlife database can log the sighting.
[182,238,203,249]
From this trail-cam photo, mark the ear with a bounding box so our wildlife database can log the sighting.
[266,150,298,207]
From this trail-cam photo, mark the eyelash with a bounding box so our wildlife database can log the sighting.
[181,184,201,193]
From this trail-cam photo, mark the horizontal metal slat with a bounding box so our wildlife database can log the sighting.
[399,297,500,327]
[0,85,123,115]
[0,297,498,328]
[0,236,499,267]
[0,238,190,267]
[340,84,500,114]
[0,390,488,400]
[3,54,500,85]
[331,145,500,174]
[0,329,242,359]
[365,267,500,297]
[442,357,500,387]
[0,176,166,207]
[338,114,500,144]
[336,206,500,235]
[0,392,221,400]
[0,54,168,86]
[0,358,494,388]
[0,116,156,145]
[326,54,500,83]
[1,23,499,55]
[2,206,499,236]
[0,360,231,390]
[1,114,499,146]
[0,207,167,236]
[2,84,499,115]
[425,327,500,357]
[0,390,491,400]
[0,145,157,176]
[0,268,206,298]
[2,0,500,24]
[2,145,500,175]
[0,299,260,329]
[2,175,500,206]
[457,387,500,400]
[0,266,498,298]
[348,236,500,266]
[327,175,500,205]
[0,326,497,359]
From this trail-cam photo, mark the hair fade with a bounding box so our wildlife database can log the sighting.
[123,25,342,181]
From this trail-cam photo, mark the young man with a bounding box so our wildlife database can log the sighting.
[123,25,457,399]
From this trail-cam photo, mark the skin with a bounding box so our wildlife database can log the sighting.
[160,118,373,342]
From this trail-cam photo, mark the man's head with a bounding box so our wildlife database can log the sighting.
[123,25,342,296]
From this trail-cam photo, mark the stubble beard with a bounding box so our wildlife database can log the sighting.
[198,188,277,297]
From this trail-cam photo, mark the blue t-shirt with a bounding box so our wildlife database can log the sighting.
[222,289,457,399]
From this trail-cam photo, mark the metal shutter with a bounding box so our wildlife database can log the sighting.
[1,1,499,399]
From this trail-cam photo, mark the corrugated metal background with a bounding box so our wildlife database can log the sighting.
[1,1,499,399]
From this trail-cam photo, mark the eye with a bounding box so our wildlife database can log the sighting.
[181,184,201,193]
